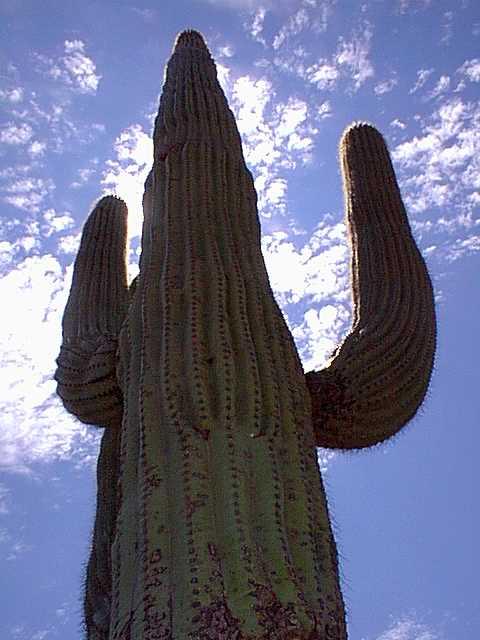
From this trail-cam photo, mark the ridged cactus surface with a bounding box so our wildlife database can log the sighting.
[55,30,436,640]
[306,123,436,449]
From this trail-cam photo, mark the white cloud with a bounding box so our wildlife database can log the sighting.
[335,21,374,90]
[217,44,235,58]
[391,118,407,129]
[273,8,309,50]
[209,0,267,9]
[305,61,339,90]
[1,48,105,160]
[263,223,349,305]
[276,97,308,138]
[310,0,335,33]
[233,76,272,136]
[0,239,39,271]
[42,209,75,236]
[70,165,97,188]
[102,124,153,239]
[317,100,332,119]
[0,87,24,103]
[391,97,480,260]
[0,484,9,514]
[0,122,33,145]
[36,40,101,95]
[245,7,267,45]
[458,58,480,82]
[441,10,454,45]
[216,62,231,91]
[398,0,432,14]
[374,76,398,95]
[2,177,54,213]
[293,305,349,370]
[376,615,441,640]
[301,21,374,92]
[0,255,104,474]
[262,220,351,370]
[28,140,46,157]
[409,68,434,94]
[57,233,81,255]
[426,75,450,100]
[228,74,322,218]
[263,178,288,213]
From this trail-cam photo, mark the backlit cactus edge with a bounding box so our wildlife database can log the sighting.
[55,31,436,640]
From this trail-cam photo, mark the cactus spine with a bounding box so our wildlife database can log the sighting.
[55,30,436,640]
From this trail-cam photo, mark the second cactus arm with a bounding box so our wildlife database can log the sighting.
[54,30,436,640]
[307,123,436,450]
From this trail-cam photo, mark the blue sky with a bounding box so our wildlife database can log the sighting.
[0,0,478,638]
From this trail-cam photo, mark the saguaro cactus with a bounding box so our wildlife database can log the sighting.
[55,30,436,640]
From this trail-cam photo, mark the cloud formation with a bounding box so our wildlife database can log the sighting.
[102,124,153,239]
[37,40,101,95]
[376,615,442,640]
[0,123,33,145]
[0,255,99,473]
[271,18,375,93]
[392,92,480,261]
[336,21,374,90]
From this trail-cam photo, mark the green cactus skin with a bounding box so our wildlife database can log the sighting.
[55,30,436,640]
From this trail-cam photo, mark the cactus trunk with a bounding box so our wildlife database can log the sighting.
[111,31,345,639]
[55,29,436,640]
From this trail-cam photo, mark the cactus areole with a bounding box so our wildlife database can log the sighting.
[55,30,436,640]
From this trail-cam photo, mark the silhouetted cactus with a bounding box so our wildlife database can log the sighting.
[55,30,436,640]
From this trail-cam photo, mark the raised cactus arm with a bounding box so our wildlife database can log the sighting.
[54,195,129,427]
[306,123,436,449]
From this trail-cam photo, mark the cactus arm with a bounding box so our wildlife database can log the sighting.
[306,123,436,450]
[54,195,129,427]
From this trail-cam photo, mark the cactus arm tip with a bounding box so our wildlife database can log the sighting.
[307,122,436,449]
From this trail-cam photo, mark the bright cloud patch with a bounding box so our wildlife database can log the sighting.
[262,220,351,370]
[2,177,55,213]
[374,76,398,95]
[245,7,267,45]
[102,124,153,239]
[398,0,433,13]
[376,615,441,640]
[42,209,75,236]
[336,21,375,90]
[0,123,33,145]
[0,255,99,473]
[392,96,480,261]
[306,62,339,90]
[273,8,309,50]
[0,87,24,103]
[229,74,321,217]
[458,58,480,83]
[287,20,374,92]
[45,40,101,94]
[409,68,434,94]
